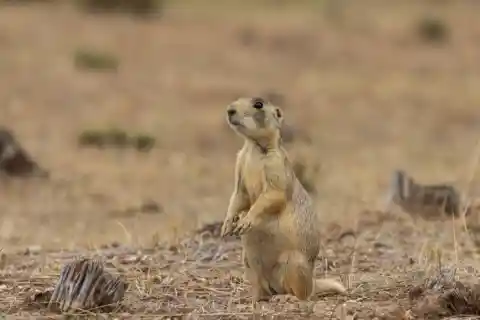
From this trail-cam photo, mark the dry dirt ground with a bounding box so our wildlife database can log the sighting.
[1,0,480,318]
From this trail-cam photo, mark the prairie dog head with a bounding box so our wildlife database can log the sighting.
[226,97,284,142]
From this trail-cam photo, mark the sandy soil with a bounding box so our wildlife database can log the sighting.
[1,1,480,318]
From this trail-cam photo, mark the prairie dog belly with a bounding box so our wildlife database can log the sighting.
[242,214,304,271]
[242,220,288,273]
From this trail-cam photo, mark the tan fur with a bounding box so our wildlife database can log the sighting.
[221,97,346,303]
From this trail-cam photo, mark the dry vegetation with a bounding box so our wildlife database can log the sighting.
[1,0,480,318]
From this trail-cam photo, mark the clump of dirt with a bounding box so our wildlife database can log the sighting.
[410,281,480,319]
[384,267,480,320]
[0,127,49,178]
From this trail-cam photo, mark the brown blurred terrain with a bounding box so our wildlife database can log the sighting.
[1,0,480,318]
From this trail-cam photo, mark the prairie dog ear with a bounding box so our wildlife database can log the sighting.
[274,107,283,125]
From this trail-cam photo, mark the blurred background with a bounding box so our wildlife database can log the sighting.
[0,0,479,251]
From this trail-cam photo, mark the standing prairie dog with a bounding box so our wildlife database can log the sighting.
[221,97,346,302]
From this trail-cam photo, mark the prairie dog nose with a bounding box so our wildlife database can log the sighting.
[227,109,236,117]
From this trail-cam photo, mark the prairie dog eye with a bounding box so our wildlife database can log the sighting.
[252,98,264,109]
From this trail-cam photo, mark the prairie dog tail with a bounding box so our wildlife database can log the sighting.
[314,278,347,296]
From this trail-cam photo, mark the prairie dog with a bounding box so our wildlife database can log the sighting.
[387,169,466,219]
[221,97,346,302]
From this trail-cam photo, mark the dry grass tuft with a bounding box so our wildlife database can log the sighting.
[74,0,163,17]
[417,15,449,44]
[405,267,480,319]
[74,49,119,72]
[78,129,156,152]
[0,0,58,4]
